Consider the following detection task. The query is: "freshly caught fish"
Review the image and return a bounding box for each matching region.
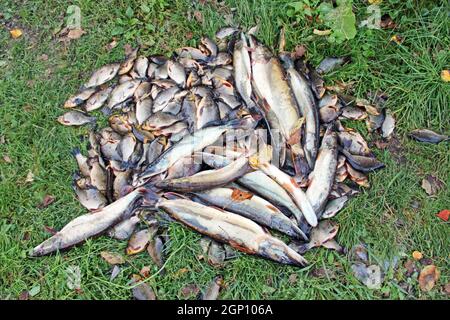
[134,116,256,186]
[72,183,107,211]
[30,188,146,256]
[248,146,318,227]
[409,129,448,144]
[321,196,348,219]
[153,197,308,266]
[155,157,250,192]
[64,88,97,108]
[167,60,186,87]
[119,47,139,75]
[306,126,338,215]
[339,148,385,172]
[381,109,395,138]
[233,33,253,107]
[193,187,308,239]
[152,86,180,112]
[84,63,120,88]
[147,236,165,269]
[57,111,96,126]
[135,98,153,125]
[316,56,350,75]
[107,80,141,109]
[281,54,319,168]
[107,215,140,240]
[86,86,114,112]
[195,94,219,130]
[200,152,304,222]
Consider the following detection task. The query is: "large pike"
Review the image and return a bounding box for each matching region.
[193,187,308,240]
[30,188,146,256]
[233,33,253,108]
[306,126,338,215]
[281,54,319,168]
[133,116,257,186]
[152,196,307,266]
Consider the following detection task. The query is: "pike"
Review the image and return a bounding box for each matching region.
[30,188,146,256]
[150,196,308,266]
[306,126,338,215]
[193,187,308,240]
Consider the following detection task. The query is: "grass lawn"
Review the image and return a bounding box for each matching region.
[0,0,448,299]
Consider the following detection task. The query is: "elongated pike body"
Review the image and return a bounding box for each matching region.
[156,198,307,266]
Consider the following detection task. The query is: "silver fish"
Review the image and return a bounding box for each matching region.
[107,80,141,109]
[84,63,120,88]
[381,109,395,138]
[233,33,253,108]
[86,86,114,112]
[57,111,96,126]
[316,56,350,75]
[167,60,186,87]
[107,215,140,240]
[409,129,448,144]
[30,188,146,256]
[135,98,153,125]
[64,88,97,108]
[119,47,139,75]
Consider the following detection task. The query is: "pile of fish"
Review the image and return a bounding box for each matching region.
[32,28,394,269]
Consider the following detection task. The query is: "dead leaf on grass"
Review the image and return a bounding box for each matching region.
[418,265,440,292]
[441,70,450,82]
[25,170,34,183]
[292,44,307,59]
[380,14,396,29]
[412,251,423,261]
[421,174,444,196]
[180,284,200,298]
[436,209,449,222]
[37,195,55,209]
[10,29,23,39]
[105,38,118,51]
[313,29,331,36]
[100,251,125,265]
[193,11,203,23]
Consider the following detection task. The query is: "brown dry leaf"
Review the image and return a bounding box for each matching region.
[140,266,151,278]
[38,54,49,61]
[3,155,12,163]
[313,29,332,36]
[418,265,440,292]
[441,70,450,82]
[436,209,449,222]
[193,11,203,23]
[105,38,118,51]
[288,273,298,284]
[368,0,382,4]
[412,251,423,261]
[292,44,307,59]
[123,44,133,56]
[100,251,125,265]
[404,259,417,276]
[25,170,35,183]
[185,32,193,40]
[421,174,444,196]
[67,28,85,40]
[390,35,403,44]
[10,29,23,39]
[18,290,29,300]
[180,284,200,298]
[37,195,55,209]
[444,283,450,295]
[0,136,5,144]
[380,14,396,29]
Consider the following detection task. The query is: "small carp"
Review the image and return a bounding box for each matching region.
[57,111,96,126]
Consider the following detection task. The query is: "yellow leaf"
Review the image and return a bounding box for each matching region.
[390,35,402,44]
[10,29,23,39]
[368,0,382,4]
[412,251,423,261]
[441,70,450,82]
[313,29,332,36]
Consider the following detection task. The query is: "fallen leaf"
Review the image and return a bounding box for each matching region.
[37,195,55,209]
[288,273,298,284]
[193,11,203,23]
[313,29,332,36]
[123,44,133,56]
[28,285,41,297]
[67,28,85,40]
[180,284,200,298]
[185,32,193,40]
[38,54,49,61]
[25,170,34,183]
[368,0,382,4]
[380,14,396,29]
[18,290,29,300]
[444,283,450,295]
[43,225,57,235]
[131,276,157,300]
[412,251,423,261]
[441,70,450,82]
[351,263,382,289]
[421,174,444,196]
[351,243,369,264]
[404,259,417,276]
[100,251,125,265]
[436,209,449,221]
[311,267,327,278]
[292,44,307,59]
[0,136,5,144]
[390,35,403,44]
[419,257,433,266]
[418,265,440,292]
[2,155,12,163]
[22,231,31,241]
[105,38,118,51]
[10,29,23,39]
[140,266,151,278]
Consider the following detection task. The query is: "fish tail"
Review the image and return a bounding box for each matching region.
[71,147,81,157]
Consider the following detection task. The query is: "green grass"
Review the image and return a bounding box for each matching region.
[0,0,448,299]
